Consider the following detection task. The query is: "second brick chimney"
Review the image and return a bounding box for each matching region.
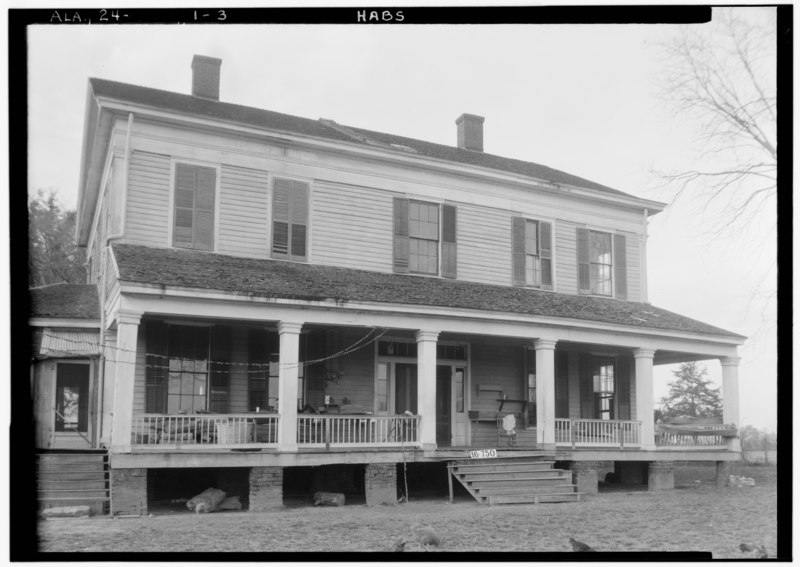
[456,113,485,152]
[191,55,222,101]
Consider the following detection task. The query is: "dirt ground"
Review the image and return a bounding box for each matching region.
[35,462,778,558]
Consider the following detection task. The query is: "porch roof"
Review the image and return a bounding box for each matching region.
[29,283,100,320]
[113,244,745,340]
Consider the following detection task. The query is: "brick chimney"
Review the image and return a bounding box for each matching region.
[456,113,485,152]
[191,55,222,100]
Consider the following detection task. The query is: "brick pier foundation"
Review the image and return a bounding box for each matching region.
[249,466,284,511]
[110,468,148,516]
[364,463,397,506]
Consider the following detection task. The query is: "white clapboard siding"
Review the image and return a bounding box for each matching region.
[456,204,513,286]
[555,220,579,295]
[625,232,642,302]
[125,151,171,246]
[323,328,377,410]
[470,342,524,414]
[312,181,394,271]
[218,165,270,258]
[229,326,250,413]
[132,325,146,415]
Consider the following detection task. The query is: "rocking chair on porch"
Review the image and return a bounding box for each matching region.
[497,414,518,447]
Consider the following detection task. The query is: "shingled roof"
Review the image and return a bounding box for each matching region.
[29,284,100,320]
[112,244,743,339]
[90,77,627,197]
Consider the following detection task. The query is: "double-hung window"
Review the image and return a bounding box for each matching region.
[577,228,627,299]
[173,163,216,251]
[393,198,457,278]
[592,357,616,421]
[272,178,309,261]
[512,217,553,289]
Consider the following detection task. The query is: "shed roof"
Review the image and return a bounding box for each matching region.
[29,284,100,320]
[112,244,744,339]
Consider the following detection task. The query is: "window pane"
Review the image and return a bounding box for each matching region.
[168,372,181,394]
[193,375,205,396]
[526,254,540,286]
[525,220,538,254]
[167,395,180,414]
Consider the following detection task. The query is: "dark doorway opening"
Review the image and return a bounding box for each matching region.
[147,467,250,513]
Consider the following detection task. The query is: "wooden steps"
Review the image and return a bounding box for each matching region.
[36,452,109,515]
[449,457,582,506]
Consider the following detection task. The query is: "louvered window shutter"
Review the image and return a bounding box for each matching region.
[576,228,590,294]
[614,233,627,299]
[540,221,553,290]
[579,354,594,418]
[393,197,409,273]
[617,356,631,420]
[173,164,197,248]
[290,181,309,259]
[272,179,291,258]
[511,217,526,286]
[209,326,231,414]
[194,167,216,251]
[441,204,457,278]
[145,320,169,413]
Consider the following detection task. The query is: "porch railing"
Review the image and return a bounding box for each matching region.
[297,415,421,448]
[131,414,280,448]
[655,424,733,449]
[555,418,642,448]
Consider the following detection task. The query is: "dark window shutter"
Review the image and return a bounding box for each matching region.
[145,320,169,413]
[393,197,409,273]
[441,204,457,278]
[290,181,309,259]
[209,326,231,414]
[272,179,291,257]
[617,356,631,420]
[577,228,590,294]
[512,217,526,286]
[614,233,627,300]
[579,354,594,419]
[540,221,553,290]
[194,167,216,251]
[173,164,216,250]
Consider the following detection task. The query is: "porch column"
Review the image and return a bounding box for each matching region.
[277,321,303,452]
[110,310,141,453]
[100,330,117,446]
[534,339,557,448]
[634,348,656,450]
[416,330,439,450]
[720,356,742,452]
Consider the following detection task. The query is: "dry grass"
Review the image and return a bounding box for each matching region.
[36,463,777,558]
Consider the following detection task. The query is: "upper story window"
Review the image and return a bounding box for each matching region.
[272,178,309,261]
[512,217,553,289]
[577,228,627,299]
[173,163,216,251]
[393,198,457,278]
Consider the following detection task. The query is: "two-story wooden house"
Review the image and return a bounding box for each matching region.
[33,55,746,514]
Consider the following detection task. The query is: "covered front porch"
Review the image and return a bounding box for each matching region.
[106,311,742,458]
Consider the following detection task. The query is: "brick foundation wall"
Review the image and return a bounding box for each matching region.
[715,461,733,488]
[364,463,397,506]
[110,468,147,516]
[648,461,675,491]
[249,467,283,511]
[570,461,601,494]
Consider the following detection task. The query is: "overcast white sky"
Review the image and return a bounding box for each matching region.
[24,6,778,431]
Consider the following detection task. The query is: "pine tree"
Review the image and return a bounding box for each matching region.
[658,362,722,421]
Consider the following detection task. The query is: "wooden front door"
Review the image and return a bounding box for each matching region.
[395,363,417,414]
[53,362,92,449]
[436,366,452,446]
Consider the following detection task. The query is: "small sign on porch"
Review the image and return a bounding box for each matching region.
[469,449,497,459]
